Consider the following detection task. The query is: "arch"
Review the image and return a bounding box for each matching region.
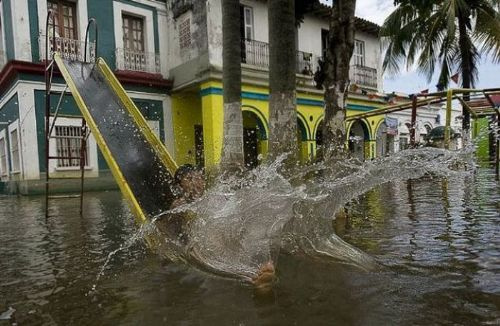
[313,115,324,140]
[346,119,370,141]
[297,117,308,141]
[296,111,311,140]
[375,121,395,157]
[242,105,268,140]
[242,107,268,169]
[348,119,370,160]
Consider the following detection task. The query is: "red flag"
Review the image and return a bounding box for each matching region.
[450,73,460,84]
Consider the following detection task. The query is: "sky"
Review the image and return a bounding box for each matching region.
[319,0,500,94]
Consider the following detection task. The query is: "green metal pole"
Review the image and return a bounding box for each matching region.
[444,89,453,149]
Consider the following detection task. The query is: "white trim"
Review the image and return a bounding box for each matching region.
[7,119,22,175]
[10,0,32,61]
[37,0,89,45]
[0,3,7,66]
[129,0,167,12]
[48,116,98,176]
[113,2,155,54]
[0,129,9,177]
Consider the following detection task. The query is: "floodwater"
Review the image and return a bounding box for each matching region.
[0,168,499,325]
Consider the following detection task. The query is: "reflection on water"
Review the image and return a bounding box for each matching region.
[0,168,499,324]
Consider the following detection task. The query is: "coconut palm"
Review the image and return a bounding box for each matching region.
[321,0,357,161]
[381,0,500,133]
[268,0,298,161]
[220,0,245,170]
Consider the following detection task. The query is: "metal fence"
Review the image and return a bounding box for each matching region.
[241,39,321,75]
[350,64,378,88]
[39,35,96,62]
[115,48,161,74]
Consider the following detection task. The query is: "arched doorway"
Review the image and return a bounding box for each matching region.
[297,118,308,162]
[242,110,267,168]
[349,120,370,160]
[376,122,395,157]
[315,120,323,153]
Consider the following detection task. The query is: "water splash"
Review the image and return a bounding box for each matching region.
[150,145,476,282]
[92,132,485,287]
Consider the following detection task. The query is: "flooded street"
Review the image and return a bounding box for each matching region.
[0,168,499,325]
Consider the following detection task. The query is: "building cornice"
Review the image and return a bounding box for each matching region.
[0,61,172,98]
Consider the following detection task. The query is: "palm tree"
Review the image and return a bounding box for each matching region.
[220,0,245,170]
[268,0,298,162]
[320,0,357,160]
[381,0,500,136]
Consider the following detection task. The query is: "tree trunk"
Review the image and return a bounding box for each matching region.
[268,0,297,162]
[221,0,244,170]
[321,0,357,161]
[458,11,472,144]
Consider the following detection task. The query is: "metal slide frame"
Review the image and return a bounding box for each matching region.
[44,11,96,217]
[54,54,177,223]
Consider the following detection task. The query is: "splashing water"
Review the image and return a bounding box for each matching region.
[146,144,478,283]
[93,124,494,288]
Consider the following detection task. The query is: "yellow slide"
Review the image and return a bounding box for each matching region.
[54,53,178,222]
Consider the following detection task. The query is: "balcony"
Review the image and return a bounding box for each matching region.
[39,35,96,62]
[349,64,378,89]
[115,48,161,74]
[240,39,321,76]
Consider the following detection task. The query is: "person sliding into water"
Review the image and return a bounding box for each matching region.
[156,164,276,292]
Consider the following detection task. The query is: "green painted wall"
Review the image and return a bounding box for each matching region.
[2,0,15,60]
[27,0,40,62]
[87,0,116,68]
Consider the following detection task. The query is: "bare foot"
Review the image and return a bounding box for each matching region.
[251,261,276,292]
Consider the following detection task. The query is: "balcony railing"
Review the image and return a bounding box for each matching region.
[115,48,161,74]
[241,39,321,75]
[349,64,378,88]
[39,35,96,62]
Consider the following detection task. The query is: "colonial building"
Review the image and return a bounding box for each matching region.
[166,0,389,167]
[1,0,395,194]
[0,0,172,194]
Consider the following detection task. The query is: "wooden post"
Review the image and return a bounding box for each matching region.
[444,89,453,150]
[410,95,417,147]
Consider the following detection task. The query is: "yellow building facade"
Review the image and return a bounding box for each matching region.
[171,79,388,170]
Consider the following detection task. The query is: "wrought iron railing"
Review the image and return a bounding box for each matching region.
[241,39,321,75]
[350,64,378,88]
[115,48,161,74]
[39,35,96,62]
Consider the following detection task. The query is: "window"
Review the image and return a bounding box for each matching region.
[47,0,78,39]
[240,6,254,40]
[0,136,8,176]
[55,125,88,168]
[179,17,191,50]
[9,129,20,172]
[122,14,145,52]
[321,29,329,58]
[353,40,365,66]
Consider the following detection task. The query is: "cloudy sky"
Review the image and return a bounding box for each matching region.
[319,0,499,94]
